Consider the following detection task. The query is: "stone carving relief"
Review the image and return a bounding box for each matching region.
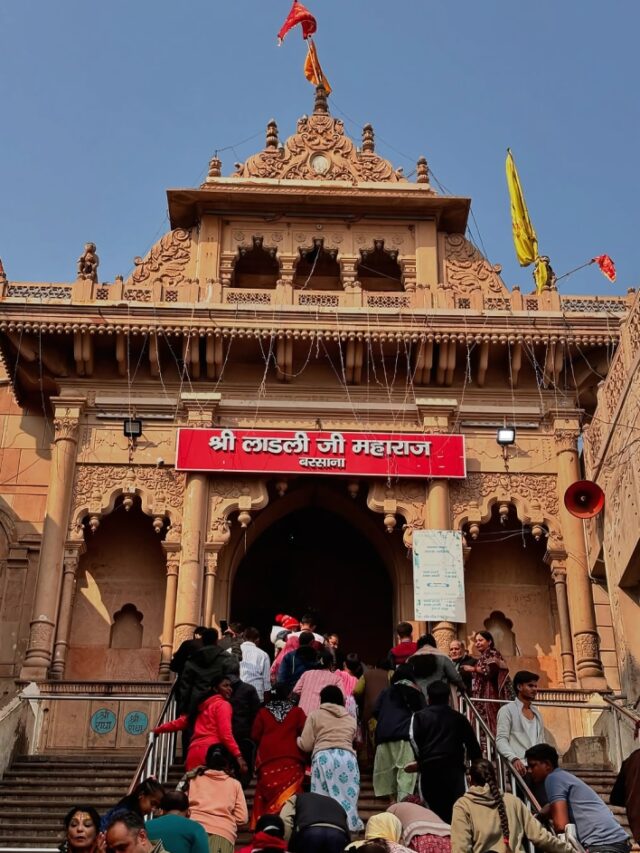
[449,473,559,526]
[553,429,580,454]
[69,464,186,537]
[574,631,600,662]
[128,228,192,287]
[444,235,508,296]
[233,113,409,185]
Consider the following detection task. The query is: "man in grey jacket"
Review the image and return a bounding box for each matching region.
[496,670,544,777]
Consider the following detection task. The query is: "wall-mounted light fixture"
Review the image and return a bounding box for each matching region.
[123,418,143,440]
[496,426,516,446]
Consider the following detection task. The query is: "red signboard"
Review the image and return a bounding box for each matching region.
[176,429,466,479]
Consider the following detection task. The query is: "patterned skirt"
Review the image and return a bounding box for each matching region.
[251,758,305,829]
[408,836,452,853]
[310,747,363,832]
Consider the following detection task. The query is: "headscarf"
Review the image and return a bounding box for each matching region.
[365,813,403,842]
[265,698,295,724]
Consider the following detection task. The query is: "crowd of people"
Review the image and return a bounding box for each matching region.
[58,616,638,853]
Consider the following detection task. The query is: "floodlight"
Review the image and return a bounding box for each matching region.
[123,418,143,440]
[496,426,516,446]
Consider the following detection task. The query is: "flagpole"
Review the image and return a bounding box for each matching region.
[555,259,595,283]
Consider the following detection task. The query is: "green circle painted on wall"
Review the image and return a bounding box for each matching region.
[124,711,149,736]
[90,708,117,735]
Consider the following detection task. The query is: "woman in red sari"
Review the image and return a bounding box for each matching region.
[250,685,307,829]
[465,631,513,736]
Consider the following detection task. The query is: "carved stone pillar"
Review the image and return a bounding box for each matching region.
[203,548,221,629]
[159,545,180,680]
[20,398,85,681]
[549,561,578,686]
[174,473,208,648]
[554,421,607,688]
[50,544,85,680]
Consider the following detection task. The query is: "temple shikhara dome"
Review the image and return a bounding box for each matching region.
[0,84,638,775]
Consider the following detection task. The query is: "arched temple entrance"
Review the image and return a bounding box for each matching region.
[230,505,394,662]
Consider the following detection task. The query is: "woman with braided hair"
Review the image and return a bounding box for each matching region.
[450,759,572,853]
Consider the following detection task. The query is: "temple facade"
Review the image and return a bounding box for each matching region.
[0,87,635,754]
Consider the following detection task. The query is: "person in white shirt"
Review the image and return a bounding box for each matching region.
[496,670,544,778]
[290,613,324,645]
[238,627,271,703]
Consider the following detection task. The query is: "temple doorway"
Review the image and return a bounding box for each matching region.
[230,506,394,663]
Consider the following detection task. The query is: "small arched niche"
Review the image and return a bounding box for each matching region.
[232,236,280,289]
[110,603,144,649]
[358,240,403,292]
[294,239,340,291]
[484,610,518,656]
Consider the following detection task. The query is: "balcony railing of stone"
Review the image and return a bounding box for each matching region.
[1,277,634,315]
[583,287,640,473]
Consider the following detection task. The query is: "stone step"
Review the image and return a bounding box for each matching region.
[4,765,137,775]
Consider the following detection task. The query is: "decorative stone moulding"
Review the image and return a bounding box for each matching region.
[232,90,425,187]
[68,465,186,541]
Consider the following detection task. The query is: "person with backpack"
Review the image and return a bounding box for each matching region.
[178,628,236,716]
[372,665,426,803]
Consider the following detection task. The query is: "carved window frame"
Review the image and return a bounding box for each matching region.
[230,235,281,290]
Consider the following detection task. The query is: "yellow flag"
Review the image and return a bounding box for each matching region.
[505,148,539,268]
[304,39,332,94]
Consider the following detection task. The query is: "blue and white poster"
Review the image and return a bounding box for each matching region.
[413,530,466,623]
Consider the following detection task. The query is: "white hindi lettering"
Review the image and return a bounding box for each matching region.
[351,437,432,457]
[241,431,310,455]
[316,432,346,455]
[299,457,346,469]
[208,429,237,453]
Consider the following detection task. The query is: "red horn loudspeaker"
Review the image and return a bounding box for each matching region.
[564,480,605,519]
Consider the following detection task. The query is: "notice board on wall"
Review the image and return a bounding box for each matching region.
[412,529,466,623]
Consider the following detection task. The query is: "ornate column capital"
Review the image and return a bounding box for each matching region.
[51,396,86,444]
[162,543,181,576]
[553,428,580,455]
[62,543,85,574]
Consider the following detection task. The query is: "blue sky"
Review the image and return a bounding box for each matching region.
[1,1,637,295]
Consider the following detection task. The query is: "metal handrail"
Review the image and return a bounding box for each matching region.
[128,683,178,793]
[458,694,544,813]
[602,694,640,727]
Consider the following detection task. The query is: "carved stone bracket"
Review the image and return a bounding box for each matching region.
[367,480,427,547]
[206,477,270,546]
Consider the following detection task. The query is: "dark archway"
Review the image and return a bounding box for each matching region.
[230,506,393,664]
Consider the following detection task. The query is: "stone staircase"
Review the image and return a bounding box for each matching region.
[0,755,634,850]
[0,755,140,849]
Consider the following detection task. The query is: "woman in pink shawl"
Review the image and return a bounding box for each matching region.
[465,630,513,736]
[270,633,299,684]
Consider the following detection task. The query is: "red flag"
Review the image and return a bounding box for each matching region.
[593,254,616,282]
[277,0,317,44]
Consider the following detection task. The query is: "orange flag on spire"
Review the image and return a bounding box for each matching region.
[304,39,332,93]
[277,0,317,44]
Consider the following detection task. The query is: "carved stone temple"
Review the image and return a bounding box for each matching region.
[0,87,637,755]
